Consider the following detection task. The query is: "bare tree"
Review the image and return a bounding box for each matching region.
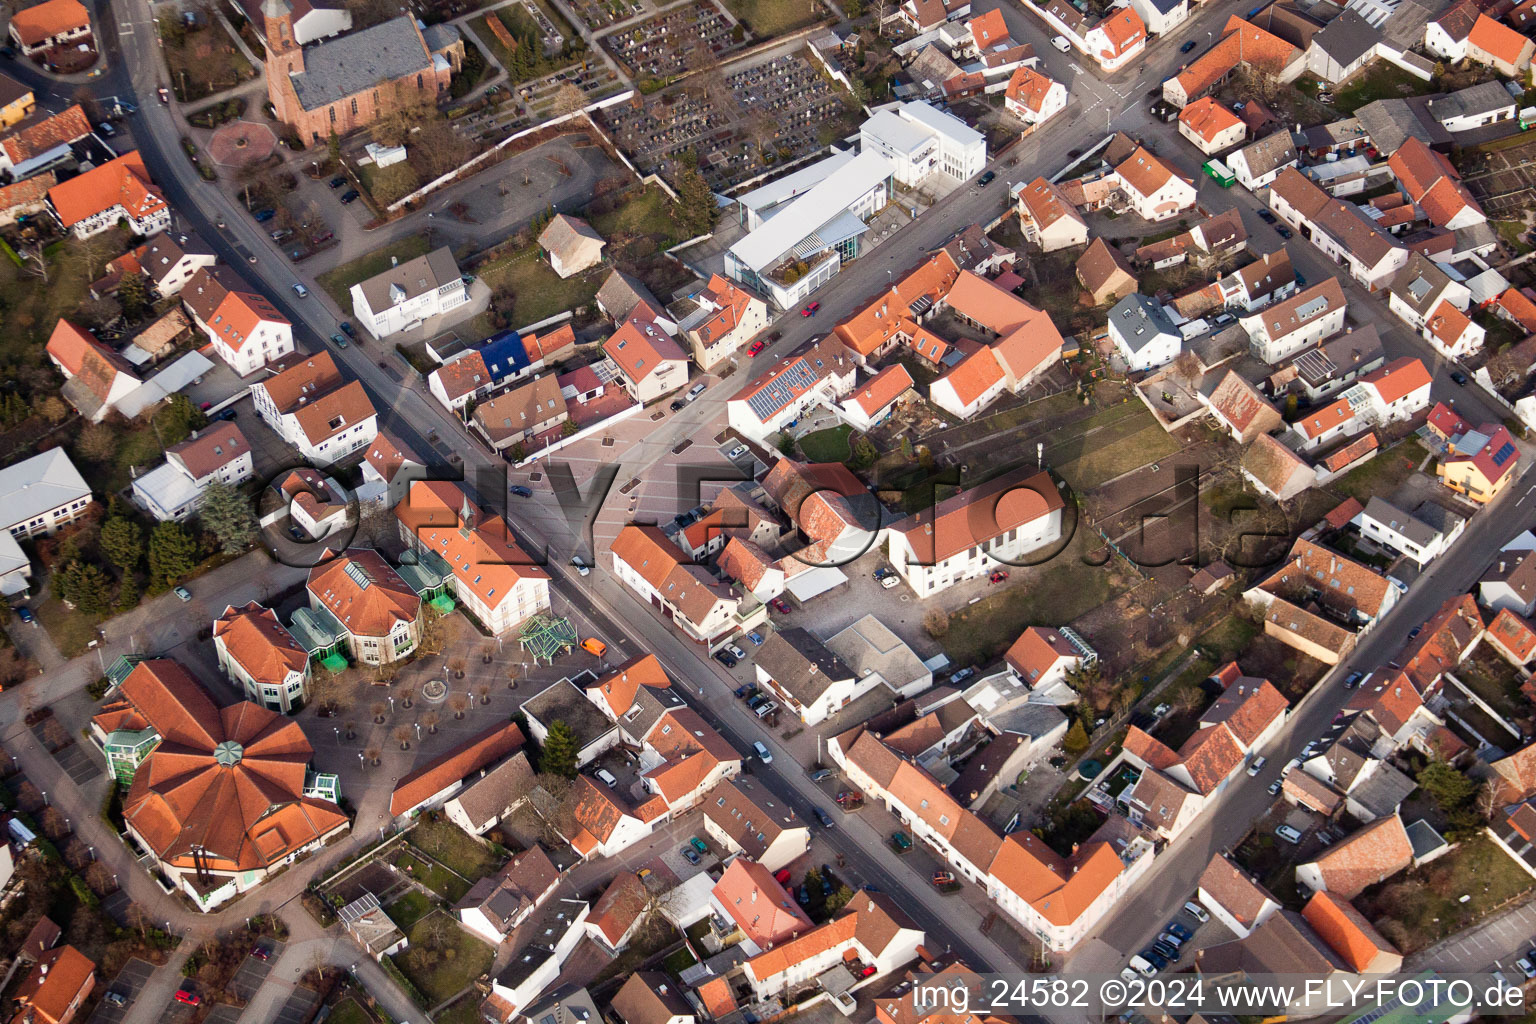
[399,682,416,709]
[449,657,466,679]
[309,669,357,714]
[551,82,586,117]
[423,710,440,734]
[365,745,382,766]
[15,240,48,283]
[372,701,387,723]
[449,694,469,719]
[394,725,412,750]
[476,681,492,705]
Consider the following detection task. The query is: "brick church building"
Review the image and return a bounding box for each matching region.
[262,0,463,144]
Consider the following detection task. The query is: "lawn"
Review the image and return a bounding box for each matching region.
[798,425,853,463]
[0,231,124,362]
[316,236,435,312]
[661,946,698,974]
[390,913,494,1007]
[385,889,434,932]
[1327,439,1427,503]
[721,0,823,38]
[1333,63,1437,113]
[1055,424,1182,490]
[474,243,603,329]
[1452,646,1528,721]
[407,818,503,882]
[588,186,683,247]
[33,597,102,659]
[391,849,471,903]
[941,531,1123,666]
[1496,220,1534,256]
[1356,835,1536,954]
[434,995,485,1024]
[326,998,381,1024]
[159,18,256,103]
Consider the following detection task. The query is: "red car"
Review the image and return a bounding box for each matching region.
[801,302,820,316]
[988,570,1009,584]
[174,989,201,1006]
[251,945,270,961]
[747,339,766,357]
[774,868,792,885]
[771,597,791,614]
[859,965,877,978]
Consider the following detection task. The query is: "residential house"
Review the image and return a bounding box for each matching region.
[1241,278,1347,363]
[1482,550,1536,616]
[1387,137,1486,231]
[182,266,295,376]
[357,431,425,509]
[1485,607,1536,667]
[1082,8,1146,72]
[10,944,94,1024]
[1353,496,1461,566]
[1227,131,1299,191]
[139,233,216,297]
[611,974,695,1024]
[1112,146,1197,222]
[0,446,91,541]
[1193,912,1351,1005]
[0,172,56,228]
[1075,238,1136,305]
[1303,9,1382,82]
[1004,625,1096,689]
[348,247,468,339]
[131,425,253,522]
[395,480,552,635]
[675,275,769,371]
[1438,422,1520,503]
[1178,97,1247,154]
[388,721,526,819]
[483,901,590,1016]
[841,364,915,432]
[212,602,310,713]
[711,857,813,955]
[1295,814,1414,896]
[1013,177,1089,251]
[45,319,140,423]
[306,549,422,665]
[1198,852,1281,938]
[456,845,561,945]
[471,375,568,453]
[1108,293,1181,371]
[825,615,933,698]
[1244,538,1400,664]
[46,151,168,239]
[442,750,534,836]
[986,825,1151,951]
[250,352,377,464]
[1222,248,1297,312]
[1467,12,1534,74]
[0,73,32,128]
[1163,15,1304,108]
[427,327,575,414]
[1426,0,1479,60]
[1388,252,1474,349]
[0,103,88,178]
[1128,0,1187,34]
[1269,167,1407,291]
[1003,66,1066,126]
[602,302,689,403]
[700,776,810,871]
[538,214,606,277]
[884,467,1064,596]
[740,891,924,997]
[9,0,90,58]
[754,627,865,725]
[610,525,765,648]
[1201,369,1283,442]
[1241,434,1314,500]
[899,0,970,34]
[727,335,857,441]
[1428,80,1515,131]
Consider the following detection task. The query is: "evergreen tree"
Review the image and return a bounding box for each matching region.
[117,273,149,321]
[676,163,716,236]
[114,572,140,613]
[99,517,144,574]
[54,561,111,615]
[147,521,198,588]
[540,719,580,779]
[1062,718,1089,755]
[198,482,257,555]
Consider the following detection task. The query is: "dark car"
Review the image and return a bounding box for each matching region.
[328,176,347,189]
[1180,39,1197,52]
[814,807,835,828]
[798,885,811,904]
[287,525,307,541]
[715,650,739,668]
[1153,940,1181,962]
[682,846,700,865]
[339,190,361,204]
[1451,370,1469,386]
[214,408,237,422]
[670,398,686,411]
[735,684,754,698]
[15,607,32,623]
[509,485,533,498]
[1344,671,1363,689]
[1276,226,1293,238]
[978,170,996,186]
[253,208,276,222]
[1258,210,1276,223]
[251,945,271,961]
[339,321,355,336]
[1167,921,1193,941]
[331,333,349,348]
[1140,949,1167,971]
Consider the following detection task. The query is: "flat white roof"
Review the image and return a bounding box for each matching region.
[729,151,894,273]
[0,448,90,531]
[863,108,935,157]
[116,351,216,419]
[131,460,202,516]
[738,149,857,213]
[893,100,984,150]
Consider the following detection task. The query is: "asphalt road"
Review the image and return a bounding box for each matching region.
[70,0,1536,1001]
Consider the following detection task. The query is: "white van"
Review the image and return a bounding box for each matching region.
[595,768,618,788]
[753,741,772,763]
[1276,824,1303,844]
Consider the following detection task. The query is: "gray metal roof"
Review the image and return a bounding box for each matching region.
[0,447,89,531]
[1355,98,1450,154]
[290,17,436,112]
[354,246,460,315]
[1361,495,1440,549]
[1108,293,1178,352]
[1311,9,1378,66]
[755,627,856,704]
[1429,81,1516,124]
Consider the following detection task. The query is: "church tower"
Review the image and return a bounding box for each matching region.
[263,0,304,124]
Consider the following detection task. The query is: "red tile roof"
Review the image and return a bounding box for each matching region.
[395,480,548,612]
[1302,890,1398,971]
[1004,626,1083,684]
[1301,814,1413,898]
[307,549,420,641]
[1,103,89,165]
[13,944,93,1024]
[48,151,164,229]
[712,857,813,949]
[213,602,306,688]
[1179,96,1244,144]
[1470,12,1531,63]
[389,720,524,816]
[889,466,1063,564]
[8,0,89,46]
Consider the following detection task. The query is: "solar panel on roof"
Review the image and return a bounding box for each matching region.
[1493,441,1516,466]
[345,561,373,589]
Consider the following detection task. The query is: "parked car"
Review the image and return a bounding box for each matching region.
[1051,34,1071,50]
[509,485,533,498]
[1451,370,1469,386]
[1167,922,1193,941]
[1179,39,1197,52]
[725,643,748,660]
[716,651,739,668]
[1282,756,1302,777]
[880,574,899,589]
[97,121,116,137]
[173,586,192,602]
[158,87,170,103]
[1152,940,1181,962]
[339,321,355,336]
[950,667,976,684]
[328,176,347,189]
[330,333,349,348]
[15,607,32,624]
[747,631,764,645]
[682,846,700,865]
[748,339,766,356]
[801,302,820,316]
[1276,824,1303,844]
[809,768,833,782]
[251,945,270,961]
[753,741,772,763]
[754,701,778,718]
[1127,954,1156,977]
[1257,210,1276,223]
[891,831,913,851]
[988,570,1009,583]
[771,597,791,613]
[1517,958,1536,980]
[734,685,754,699]
[1157,931,1183,949]
[175,988,200,1007]
[339,190,361,204]
[814,807,835,828]
[1183,901,1209,923]
[1344,670,1363,688]
[1276,226,1293,238]
[978,170,995,186]
[690,837,708,855]
[775,868,792,884]
[104,991,128,1006]
[670,398,686,411]
[1140,949,1167,971]
[748,694,765,709]
[1267,779,1282,795]
[1246,755,1266,776]
[253,209,276,222]
[581,637,607,657]
[727,444,749,460]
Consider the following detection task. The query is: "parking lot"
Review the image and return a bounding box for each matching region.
[52,738,98,786]
[270,987,320,1024]
[596,48,857,189]
[230,943,284,1001]
[205,1005,242,1024]
[86,959,156,1024]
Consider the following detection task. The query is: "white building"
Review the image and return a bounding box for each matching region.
[1113,146,1197,222]
[1003,66,1067,126]
[250,352,378,465]
[884,467,1063,596]
[1108,294,1181,371]
[212,601,311,712]
[859,102,987,186]
[1354,496,1463,567]
[1241,279,1347,364]
[1227,133,1299,192]
[727,336,857,442]
[348,247,468,340]
[0,447,91,540]
[725,151,895,310]
[1127,0,1187,34]
[131,425,254,522]
[1269,167,1408,292]
[182,267,295,377]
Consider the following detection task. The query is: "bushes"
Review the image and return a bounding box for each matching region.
[187,98,246,128]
